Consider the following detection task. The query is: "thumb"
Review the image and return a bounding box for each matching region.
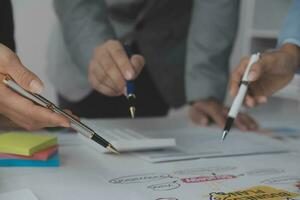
[6,57,44,94]
[0,44,44,93]
[130,55,145,78]
[247,61,264,82]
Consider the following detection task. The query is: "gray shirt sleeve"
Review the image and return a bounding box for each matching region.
[53,0,116,76]
[185,0,239,103]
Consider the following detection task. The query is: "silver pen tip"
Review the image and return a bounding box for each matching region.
[222,130,228,141]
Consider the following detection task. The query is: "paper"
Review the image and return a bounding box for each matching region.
[0,132,57,156]
[0,145,58,161]
[0,189,38,200]
[78,124,176,152]
[210,186,299,200]
[104,154,300,200]
[133,127,289,162]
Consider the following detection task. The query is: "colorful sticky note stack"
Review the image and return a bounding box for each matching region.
[0,132,60,167]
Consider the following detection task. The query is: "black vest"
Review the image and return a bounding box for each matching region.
[0,0,15,51]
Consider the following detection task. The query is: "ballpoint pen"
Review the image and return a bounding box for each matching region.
[222,53,260,141]
[0,73,119,154]
[123,44,136,118]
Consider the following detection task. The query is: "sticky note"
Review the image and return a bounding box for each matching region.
[210,186,299,200]
[0,145,58,161]
[0,154,60,167]
[0,132,57,156]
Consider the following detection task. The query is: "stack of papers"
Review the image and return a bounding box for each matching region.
[78,128,176,153]
[0,132,59,167]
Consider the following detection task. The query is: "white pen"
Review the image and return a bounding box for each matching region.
[222,53,260,140]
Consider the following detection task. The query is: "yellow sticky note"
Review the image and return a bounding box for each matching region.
[210,185,299,200]
[0,132,57,156]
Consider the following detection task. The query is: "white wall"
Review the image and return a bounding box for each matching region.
[12,0,57,102]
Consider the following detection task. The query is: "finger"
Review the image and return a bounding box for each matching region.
[247,59,266,82]
[89,73,118,96]
[4,99,69,130]
[245,95,256,108]
[254,96,267,104]
[93,51,126,93]
[235,113,259,131]
[0,44,44,93]
[106,40,136,80]
[230,57,249,96]
[130,55,145,78]
[201,106,226,128]
[89,60,123,95]
[189,107,209,126]
[234,115,248,131]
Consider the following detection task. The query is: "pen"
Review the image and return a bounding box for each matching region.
[1,73,119,154]
[123,44,136,118]
[222,53,260,140]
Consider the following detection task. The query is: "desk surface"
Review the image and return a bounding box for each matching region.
[1,98,300,200]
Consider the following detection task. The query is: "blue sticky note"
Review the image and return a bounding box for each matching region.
[0,154,60,167]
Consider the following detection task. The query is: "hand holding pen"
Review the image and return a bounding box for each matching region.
[0,44,69,130]
[88,40,144,97]
[222,53,260,140]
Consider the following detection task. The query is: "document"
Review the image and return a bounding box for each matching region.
[0,189,38,200]
[79,119,176,152]
[133,127,289,162]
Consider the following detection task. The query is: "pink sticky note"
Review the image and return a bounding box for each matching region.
[0,145,58,161]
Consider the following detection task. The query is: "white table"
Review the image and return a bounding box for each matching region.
[1,98,300,200]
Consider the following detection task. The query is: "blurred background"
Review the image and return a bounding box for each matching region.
[12,0,300,116]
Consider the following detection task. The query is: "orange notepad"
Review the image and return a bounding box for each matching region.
[0,132,57,156]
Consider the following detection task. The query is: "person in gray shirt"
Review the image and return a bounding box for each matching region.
[50,0,257,130]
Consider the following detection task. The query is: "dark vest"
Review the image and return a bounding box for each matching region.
[0,0,15,51]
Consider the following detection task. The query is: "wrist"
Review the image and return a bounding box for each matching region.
[280,43,300,72]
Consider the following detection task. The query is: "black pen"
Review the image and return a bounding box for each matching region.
[123,44,136,118]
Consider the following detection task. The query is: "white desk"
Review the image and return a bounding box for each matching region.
[1,98,300,200]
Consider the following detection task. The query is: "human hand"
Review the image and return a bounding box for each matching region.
[0,43,70,130]
[230,44,300,107]
[88,40,145,96]
[189,98,258,131]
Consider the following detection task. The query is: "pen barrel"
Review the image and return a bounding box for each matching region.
[228,84,248,118]
[126,81,135,96]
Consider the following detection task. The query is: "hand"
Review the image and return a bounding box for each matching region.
[88,40,145,96]
[0,43,70,130]
[230,44,300,107]
[189,98,258,131]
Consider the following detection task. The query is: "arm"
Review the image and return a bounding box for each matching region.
[54,0,144,96]
[53,0,115,76]
[185,0,239,103]
[186,1,257,130]
[230,0,300,107]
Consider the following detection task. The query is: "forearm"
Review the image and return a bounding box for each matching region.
[53,0,115,75]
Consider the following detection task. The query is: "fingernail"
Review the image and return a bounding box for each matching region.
[258,97,267,103]
[125,70,133,80]
[123,87,127,96]
[248,71,256,81]
[29,80,44,94]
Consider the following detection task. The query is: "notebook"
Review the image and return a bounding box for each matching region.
[78,128,176,153]
[0,132,57,156]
